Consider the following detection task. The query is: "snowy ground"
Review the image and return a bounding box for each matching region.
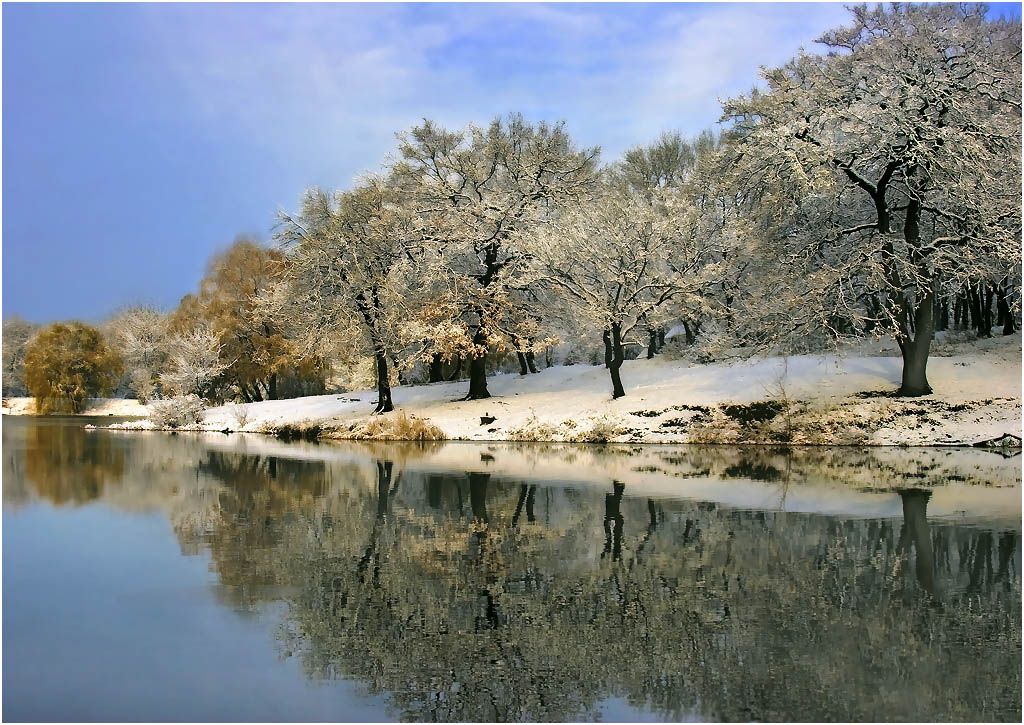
[1,397,149,417]
[103,333,1021,446]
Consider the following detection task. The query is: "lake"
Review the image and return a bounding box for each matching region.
[2,416,1021,722]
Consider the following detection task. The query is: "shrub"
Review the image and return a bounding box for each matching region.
[149,395,206,428]
[23,322,123,414]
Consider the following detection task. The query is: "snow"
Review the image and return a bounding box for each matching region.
[103,333,1021,447]
[1,397,149,417]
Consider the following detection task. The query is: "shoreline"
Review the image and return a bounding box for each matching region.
[8,335,1021,448]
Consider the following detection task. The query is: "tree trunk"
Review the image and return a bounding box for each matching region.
[465,325,490,400]
[448,356,463,381]
[608,322,626,399]
[658,328,666,348]
[373,350,394,413]
[647,330,657,359]
[983,284,995,336]
[603,481,625,561]
[468,472,490,523]
[525,350,539,374]
[602,329,613,368]
[428,353,444,384]
[899,489,937,599]
[997,283,1016,335]
[516,351,529,376]
[268,373,278,401]
[898,199,934,397]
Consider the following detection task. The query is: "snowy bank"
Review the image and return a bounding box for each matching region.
[107,334,1021,446]
[1,396,149,417]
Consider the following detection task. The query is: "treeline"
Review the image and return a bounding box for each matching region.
[5,4,1020,415]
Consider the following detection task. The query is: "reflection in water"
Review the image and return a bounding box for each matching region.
[3,418,1021,722]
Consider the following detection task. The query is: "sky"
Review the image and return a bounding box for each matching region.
[3,2,1021,323]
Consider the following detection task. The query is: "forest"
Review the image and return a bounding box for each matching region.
[4,4,1020,420]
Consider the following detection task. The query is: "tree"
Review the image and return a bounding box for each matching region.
[525,182,717,398]
[170,238,327,403]
[106,306,169,403]
[393,114,599,400]
[159,324,229,401]
[2,317,39,397]
[722,4,1022,395]
[277,178,418,414]
[23,322,123,414]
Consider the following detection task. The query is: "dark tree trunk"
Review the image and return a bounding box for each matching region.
[602,481,625,561]
[983,284,995,336]
[373,350,394,413]
[969,284,989,337]
[647,330,657,359]
[428,353,444,384]
[933,298,948,332]
[897,199,934,397]
[898,299,933,397]
[464,316,491,400]
[608,322,626,399]
[997,283,1016,335]
[658,328,666,348]
[268,373,278,401]
[525,350,539,374]
[899,489,937,598]
[468,472,490,523]
[516,351,530,376]
[602,329,613,368]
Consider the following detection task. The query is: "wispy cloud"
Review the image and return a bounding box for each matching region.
[139,2,852,187]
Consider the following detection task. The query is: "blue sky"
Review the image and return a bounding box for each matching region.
[3,2,1021,323]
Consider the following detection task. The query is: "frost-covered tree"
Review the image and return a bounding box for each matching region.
[723,3,1021,395]
[525,183,718,398]
[393,114,599,399]
[159,324,229,402]
[106,306,168,403]
[276,178,418,413]
[2,317,39,397]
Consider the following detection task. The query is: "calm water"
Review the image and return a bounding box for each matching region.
[3,416,1021,722]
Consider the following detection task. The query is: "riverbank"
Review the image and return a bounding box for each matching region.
[1,397,149,417]
[92,333,1021,446]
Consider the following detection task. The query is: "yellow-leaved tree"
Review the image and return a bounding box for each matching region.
[23,322,123,414]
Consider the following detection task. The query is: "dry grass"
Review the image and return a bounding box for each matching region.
[328,412,447,441]
[506,414,562,442]
[568,415,626,444]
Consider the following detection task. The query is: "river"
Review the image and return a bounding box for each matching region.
[2,416,1021,721]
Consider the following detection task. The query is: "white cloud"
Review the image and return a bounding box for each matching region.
[140,3,855,192]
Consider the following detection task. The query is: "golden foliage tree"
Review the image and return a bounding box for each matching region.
[23,322,123,414]
[170,238,327,403]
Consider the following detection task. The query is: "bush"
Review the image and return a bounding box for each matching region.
[23,322,123,414]
[149,395,206,428]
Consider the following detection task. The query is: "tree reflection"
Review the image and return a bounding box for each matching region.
[194,458,1021,722]
[5,425,1020,721]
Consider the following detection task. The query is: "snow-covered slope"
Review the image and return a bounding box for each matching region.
[110,333,1021,446]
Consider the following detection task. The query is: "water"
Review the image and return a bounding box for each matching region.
[3,416,1021,722]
